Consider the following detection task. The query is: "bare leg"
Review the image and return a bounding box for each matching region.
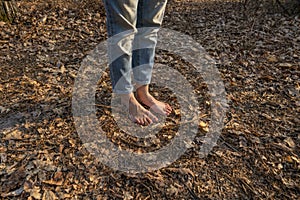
[135,84,172,116]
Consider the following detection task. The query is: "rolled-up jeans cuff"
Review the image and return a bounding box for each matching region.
[112,87,134,94]
[134,80,151,86]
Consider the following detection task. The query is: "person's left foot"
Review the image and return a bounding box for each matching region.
[136,85,172,116]
[119,93,158,126]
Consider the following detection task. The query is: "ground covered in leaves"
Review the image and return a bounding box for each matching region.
[0,0,299,199]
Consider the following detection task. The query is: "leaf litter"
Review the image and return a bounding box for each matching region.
[0,0,299,199]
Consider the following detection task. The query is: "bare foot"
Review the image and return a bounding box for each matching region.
[120,93,158,125]
[136,84,172,116]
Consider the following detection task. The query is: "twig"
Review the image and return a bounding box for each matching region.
[219,135,239,152]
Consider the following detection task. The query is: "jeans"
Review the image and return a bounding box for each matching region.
[103,0,168,94]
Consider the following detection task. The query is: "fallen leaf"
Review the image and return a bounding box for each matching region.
[42,179,64,186]
[4,129,23,140]
[42,190,58,200]
[1,187,24,197]
[30,187,41,200]
[266,55,278,62]
[284,137,295,148]
[42,172,64,186]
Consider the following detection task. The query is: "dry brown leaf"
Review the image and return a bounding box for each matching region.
[284,137,295,148]
[30,187,41,200]
[199,120,207,128]
[23,181,33,192]
[123,191,134,200]
[42,179,64,186]
[3,129,23,140]
[167,184,179,195]
[42,172,64,186]
[42,190,58,200]
[266,55,278,62]
[1,187,24,197]
[278,63,293,68]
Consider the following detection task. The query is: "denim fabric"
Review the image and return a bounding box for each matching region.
[103,0,168,94]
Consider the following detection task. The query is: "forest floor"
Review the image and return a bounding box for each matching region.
[0,0,299,199]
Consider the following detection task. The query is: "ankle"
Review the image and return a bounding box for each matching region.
[136,85,150,97]
[119,93,135,104]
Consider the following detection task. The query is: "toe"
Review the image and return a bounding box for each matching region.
[135,118,141,125]
[140,118,146,126]
[164,104,172,115]
[145,116,152,125]
[166,103,172,111]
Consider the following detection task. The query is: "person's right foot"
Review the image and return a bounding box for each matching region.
[120,93,158,126]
